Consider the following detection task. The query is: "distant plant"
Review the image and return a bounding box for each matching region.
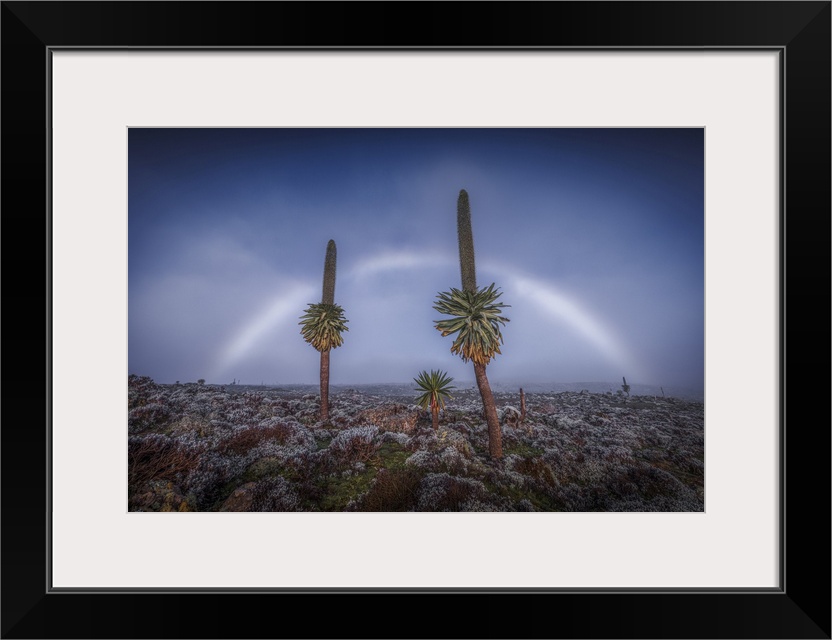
[519,388,527,423]
[434,189,510,459]
[621,376,631,397]
[413,369,455,431]
[299,239,348,422]
[197,379,205,385]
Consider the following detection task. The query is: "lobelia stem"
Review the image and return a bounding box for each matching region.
[320,350,330,421]
[474,362,502,459]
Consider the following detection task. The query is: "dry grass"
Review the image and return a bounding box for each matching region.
[217,424,294,455]
[128,436,201,490]
[353,468,423,511]
[513,456,557,488]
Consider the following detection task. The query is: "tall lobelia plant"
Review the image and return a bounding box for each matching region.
[434,189,510,459]
[299,239,348,422]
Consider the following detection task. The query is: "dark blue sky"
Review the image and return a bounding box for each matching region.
[129,128,704,392]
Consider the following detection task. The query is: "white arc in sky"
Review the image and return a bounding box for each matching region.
[491,264,648,383]
[209,250,646,384]
[209,283,316,381]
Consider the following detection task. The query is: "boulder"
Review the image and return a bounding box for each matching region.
[220,482,258,512]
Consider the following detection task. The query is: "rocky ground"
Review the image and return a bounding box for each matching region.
[128,375,704,512]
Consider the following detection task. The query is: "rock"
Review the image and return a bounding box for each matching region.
[220,482,258,511]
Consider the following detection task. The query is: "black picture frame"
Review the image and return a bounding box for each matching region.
[2,2,829,638]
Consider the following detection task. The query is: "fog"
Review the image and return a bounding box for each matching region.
[129,128,704,394]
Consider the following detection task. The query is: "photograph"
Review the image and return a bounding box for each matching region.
[3,0,827,637]
[128,127,704,513]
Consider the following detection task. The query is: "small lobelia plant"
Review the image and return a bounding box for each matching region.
[621,376,631,398]
[413,369,456,431]
[299,239,348,422]
[434,189,510,459]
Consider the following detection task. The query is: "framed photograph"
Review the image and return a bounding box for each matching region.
[3,2,829,638]
[125,125,707,517]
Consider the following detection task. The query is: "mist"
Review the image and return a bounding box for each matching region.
[129,128,704,395]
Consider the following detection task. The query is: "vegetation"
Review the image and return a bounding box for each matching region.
[413,369,455,431]
[299,239,348,421]
[434,285,510,366]
[434,189,510,459]
[127,375,705,512]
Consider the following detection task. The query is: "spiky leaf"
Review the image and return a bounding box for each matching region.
[413,369,455,412]
[433,283,510,366]
[299,302,349,352]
